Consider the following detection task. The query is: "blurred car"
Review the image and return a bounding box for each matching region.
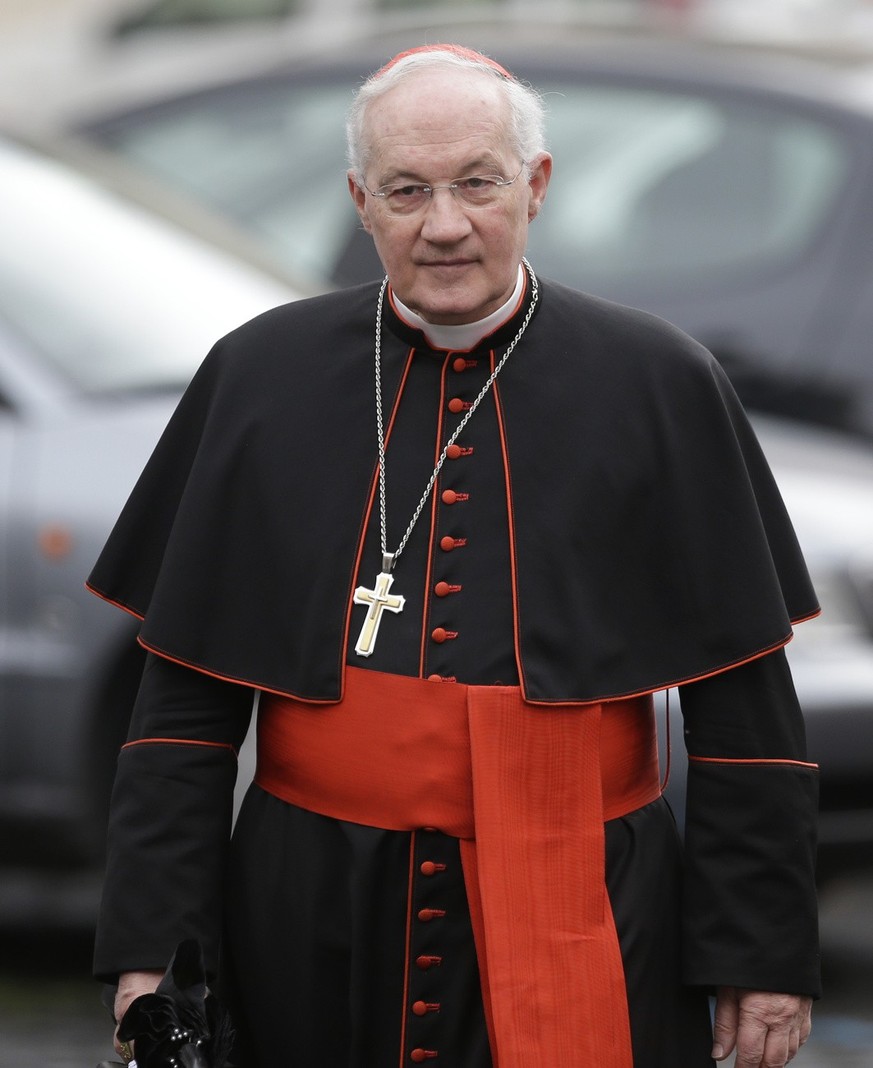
[68,28,873,441]
[64,24,873,876]
[659,415,873,879]
[0,131,302,918]
[754,418,873,876]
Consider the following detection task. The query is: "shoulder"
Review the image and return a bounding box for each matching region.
[167,281,382,427]
[218,281,380,353]
[530,276,729,416]
[191,281,381,384]
[538,276,712,369]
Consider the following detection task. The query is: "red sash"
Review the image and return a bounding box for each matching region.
[256,667,661,1067]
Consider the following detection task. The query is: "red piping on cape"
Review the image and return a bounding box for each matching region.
[491,362,525,700]
[84,582,145,622]
[600,617,820,707]
[122,737,238,757]
[689,755,819,770]
[417,356,450,675]
[85,578,821,707]
[339,346,417,690]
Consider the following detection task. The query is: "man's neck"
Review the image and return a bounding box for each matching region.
[391,265,525,351]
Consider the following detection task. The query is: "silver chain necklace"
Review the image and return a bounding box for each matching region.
[352,259,539,657]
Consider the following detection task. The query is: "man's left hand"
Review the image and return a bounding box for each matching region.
[713,987,812,1067]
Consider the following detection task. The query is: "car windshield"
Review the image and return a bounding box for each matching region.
[0,138,294,394]
[85,74,851,294]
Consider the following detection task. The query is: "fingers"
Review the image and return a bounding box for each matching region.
[734,1013,784,1068]
[716,988,813,1068]
[712,986,740,1061]
[113,1025,134,1062]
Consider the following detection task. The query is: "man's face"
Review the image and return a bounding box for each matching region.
[348,67,551,325]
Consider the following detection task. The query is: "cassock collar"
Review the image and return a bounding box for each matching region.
[387,264,529,353]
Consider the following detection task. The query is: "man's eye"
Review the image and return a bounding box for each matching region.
[457,176,496,191]
[391,184,428,199]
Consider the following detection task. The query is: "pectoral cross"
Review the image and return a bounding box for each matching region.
[353,554,405,657]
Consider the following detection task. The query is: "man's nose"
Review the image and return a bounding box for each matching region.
[419,187,474,241]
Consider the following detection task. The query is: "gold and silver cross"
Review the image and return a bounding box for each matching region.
[353,554,405,657]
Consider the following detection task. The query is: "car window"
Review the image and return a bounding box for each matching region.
[114,0,300,34]
[0,139,295,394]
[528,84,850,292]
[95,83,357,284]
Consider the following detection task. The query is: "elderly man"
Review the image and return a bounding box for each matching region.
[91,45,819,1068]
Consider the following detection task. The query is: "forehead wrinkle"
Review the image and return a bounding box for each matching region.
[377,148,510,185]
[369,124,512,184]
[362,69,514,181]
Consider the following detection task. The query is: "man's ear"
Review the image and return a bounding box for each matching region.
[348,172,373,234]
[526,153,553,222]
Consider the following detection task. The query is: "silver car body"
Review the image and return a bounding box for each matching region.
[0,135,299,881]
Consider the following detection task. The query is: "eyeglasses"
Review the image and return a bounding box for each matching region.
[364,166,526,216]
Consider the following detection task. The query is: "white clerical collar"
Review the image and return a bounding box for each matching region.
[391,265,526,352]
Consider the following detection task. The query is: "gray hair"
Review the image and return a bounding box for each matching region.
[346,48,548,181]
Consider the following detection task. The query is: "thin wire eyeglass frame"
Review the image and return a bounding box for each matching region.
[364,165,527,215]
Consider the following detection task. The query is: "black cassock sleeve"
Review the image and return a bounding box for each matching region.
[94,653,254,983]
[678,649,821,997]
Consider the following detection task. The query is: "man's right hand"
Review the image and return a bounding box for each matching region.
[113,969,164,1059]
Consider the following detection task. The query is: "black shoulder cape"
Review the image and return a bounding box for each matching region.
[87,278,818,703]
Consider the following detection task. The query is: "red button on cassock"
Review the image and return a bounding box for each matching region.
[439,536,456,552]
[415,954,442,970]
[446,444,462,460]
[434,581,451,598]
[448,397,465,414]
[452,356,468,373]
[417,907,445,922]
[412,1000,441,1016]
[431,628,448,644]
[441,489,458,505]
[410,1050,438,1063]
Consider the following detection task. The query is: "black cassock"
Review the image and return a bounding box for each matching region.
[91,274,821,1066]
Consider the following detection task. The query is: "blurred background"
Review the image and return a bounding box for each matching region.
[1,1,872,1064]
